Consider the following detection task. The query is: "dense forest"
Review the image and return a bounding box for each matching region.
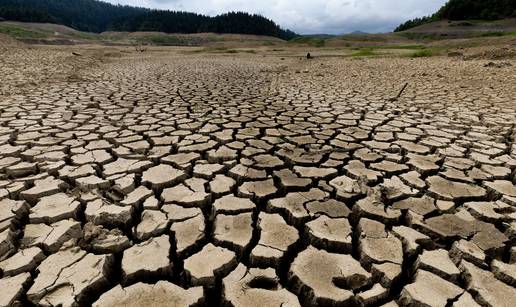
[0,0,297,39]
[395,0,516,32]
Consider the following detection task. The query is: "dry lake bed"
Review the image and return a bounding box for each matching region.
[0,42,515,306]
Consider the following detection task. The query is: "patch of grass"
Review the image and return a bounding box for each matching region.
[400,29,514,41]
[397,32,448,41]
[480,31,506,37]
[0,24,47,38]
[369,44,426,50]
[289,36,326,47]
[136,35,182,45]
[335,34,388,42]
[197,46,229,52]
[410,49,437,58]
[351,48,376,57]
[192,47,254,54]
[70,32,101,40]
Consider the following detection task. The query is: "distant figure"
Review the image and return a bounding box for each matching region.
[306,52,312,59]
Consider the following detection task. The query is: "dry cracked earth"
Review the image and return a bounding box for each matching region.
[0,45,516,307]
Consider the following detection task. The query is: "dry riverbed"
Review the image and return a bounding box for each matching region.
[0,43,515,306]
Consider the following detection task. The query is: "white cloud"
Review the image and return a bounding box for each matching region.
[104,0,447,34]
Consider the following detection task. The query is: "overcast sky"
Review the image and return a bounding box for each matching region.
[103,0,447,34]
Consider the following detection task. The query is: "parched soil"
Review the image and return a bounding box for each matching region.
[0,45,515,306]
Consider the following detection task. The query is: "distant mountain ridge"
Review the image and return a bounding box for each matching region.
[350,31,368,35]
[395,0,516,32]
[0,0,297,39]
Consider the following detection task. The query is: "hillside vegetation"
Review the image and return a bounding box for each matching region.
[0,0,296,39]
[396,0,516,31]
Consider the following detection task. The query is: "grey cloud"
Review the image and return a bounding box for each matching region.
[104,0,448,34]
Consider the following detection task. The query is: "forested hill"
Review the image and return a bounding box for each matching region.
[395,0,516,32]
[0,0,297,40]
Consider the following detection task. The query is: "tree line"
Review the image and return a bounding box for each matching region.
[0,0,297,40]
[395,0,516,32]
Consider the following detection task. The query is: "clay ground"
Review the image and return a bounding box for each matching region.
[0,42,515,307]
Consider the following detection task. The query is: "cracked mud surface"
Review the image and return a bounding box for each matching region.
[0,46,515,306]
